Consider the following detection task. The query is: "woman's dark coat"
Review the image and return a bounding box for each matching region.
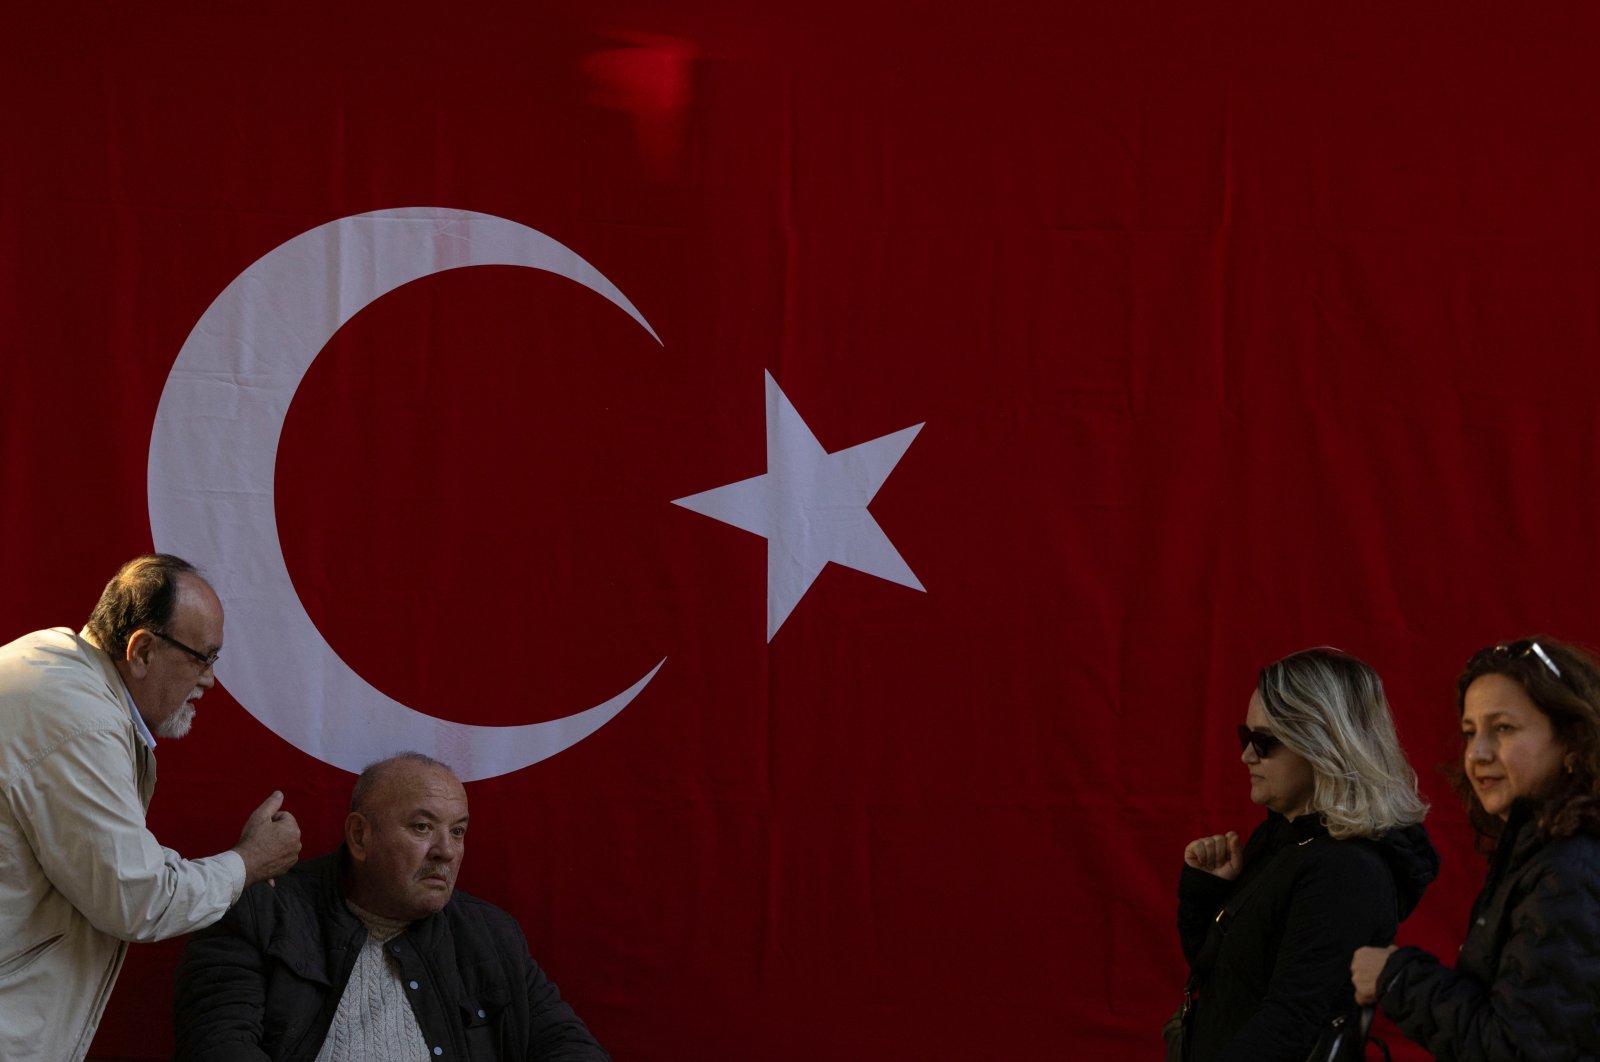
[1177,811,1438,1062]
[1380,801,1600,1061]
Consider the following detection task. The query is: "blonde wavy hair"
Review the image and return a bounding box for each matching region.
[1257,648,1429,839]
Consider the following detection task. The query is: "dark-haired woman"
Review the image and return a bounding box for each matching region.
[1352,637,1600,1060]
[1176,648,1438,1060]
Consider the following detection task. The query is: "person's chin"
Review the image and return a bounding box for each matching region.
[155,704,196,740]
[1477,793,1509,819]
[406,892,452,919]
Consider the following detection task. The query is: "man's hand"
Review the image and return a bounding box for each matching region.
[233,791,301,887]
[1351,945,1398,1005]
[1183,831,1244,881]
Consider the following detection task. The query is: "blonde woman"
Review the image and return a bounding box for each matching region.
[1174,648,1438,1061]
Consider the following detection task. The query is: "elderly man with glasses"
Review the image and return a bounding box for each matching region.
[0,553,302,1062]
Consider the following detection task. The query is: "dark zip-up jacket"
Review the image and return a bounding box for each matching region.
[1177,811,1438,1062]
[173,849,609,1062]
[1380,801,1600,1061]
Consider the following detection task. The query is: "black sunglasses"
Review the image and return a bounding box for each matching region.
[1236,725,1282,759]
[1469,639,1562,679]
[152,629,221,669]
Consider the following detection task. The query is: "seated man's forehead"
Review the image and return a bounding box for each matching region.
[376,762,460,793]
[407,805,470,822]
[381,773,466,811]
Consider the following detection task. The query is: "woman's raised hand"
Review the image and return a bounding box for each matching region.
[1184,831,1243,881]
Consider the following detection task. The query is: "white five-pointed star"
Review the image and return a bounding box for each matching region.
[673,372,925,640]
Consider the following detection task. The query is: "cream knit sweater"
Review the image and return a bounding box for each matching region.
[313,901,432,1062]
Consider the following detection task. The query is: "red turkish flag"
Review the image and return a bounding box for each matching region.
[6,4,1600,1060]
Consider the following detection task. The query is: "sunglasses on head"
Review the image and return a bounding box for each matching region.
[1237,724,1283,759]
[1469,639,1562,679]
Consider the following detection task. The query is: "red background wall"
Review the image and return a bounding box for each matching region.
[5,3,1599,1058]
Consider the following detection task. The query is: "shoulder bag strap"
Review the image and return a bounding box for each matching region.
[1189,833,1325,984]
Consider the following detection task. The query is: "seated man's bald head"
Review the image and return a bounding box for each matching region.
[349,752,457,816]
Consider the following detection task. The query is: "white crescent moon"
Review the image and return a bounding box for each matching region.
[147,207,665,782]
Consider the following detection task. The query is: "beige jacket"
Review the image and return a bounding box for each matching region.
[0,627,244,1062]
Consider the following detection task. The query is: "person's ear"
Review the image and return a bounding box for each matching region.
[123,630,157,678]
[345,812,370,861]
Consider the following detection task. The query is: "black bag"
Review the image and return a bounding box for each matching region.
[1169,999,1389,1062]
[1161,989,1192,1062]
[1305,1005,1390,1062]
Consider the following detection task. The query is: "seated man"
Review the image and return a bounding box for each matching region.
[175,753,608,1061]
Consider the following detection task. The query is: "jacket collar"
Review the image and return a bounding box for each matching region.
[1493,800,1543,865]
[303,846,452,945]
[1262,808,1328,846]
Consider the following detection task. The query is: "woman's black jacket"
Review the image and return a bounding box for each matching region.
[1379,801,1600,1061]
[1177,811,1438,1062]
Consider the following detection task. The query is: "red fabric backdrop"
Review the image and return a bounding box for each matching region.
[4,3,1599,1058]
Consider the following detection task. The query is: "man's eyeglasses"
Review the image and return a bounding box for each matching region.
[152,630,221,670]
[1237,725,1282,759]
[1471,639,1562,679]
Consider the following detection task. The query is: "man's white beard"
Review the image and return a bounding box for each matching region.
[155,694,199,739]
